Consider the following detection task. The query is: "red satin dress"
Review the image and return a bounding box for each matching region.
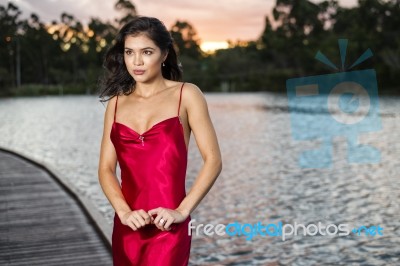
[110,83,191,266]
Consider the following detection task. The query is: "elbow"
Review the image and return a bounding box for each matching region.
[216,158,222,174]
[98,165,106,179]
[209,156,222,176]
[98,165,115,181]
[98,168,105,183]
[203,153,222,176]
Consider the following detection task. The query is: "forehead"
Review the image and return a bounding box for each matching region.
[124,33,158,49]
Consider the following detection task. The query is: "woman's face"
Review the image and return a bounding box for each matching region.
[124,33,166,83]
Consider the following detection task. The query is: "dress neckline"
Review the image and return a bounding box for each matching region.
[113,115,181,136]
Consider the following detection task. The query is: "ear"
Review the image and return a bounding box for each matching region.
[162,50,169,62]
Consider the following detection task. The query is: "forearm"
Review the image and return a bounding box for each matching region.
[177,156,222,216]
[98,170,132,219]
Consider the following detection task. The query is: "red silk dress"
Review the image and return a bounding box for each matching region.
[110,83,191,266]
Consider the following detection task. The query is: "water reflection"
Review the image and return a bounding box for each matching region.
[0,93,399,265]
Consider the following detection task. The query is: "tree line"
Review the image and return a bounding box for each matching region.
[0,0,399,96]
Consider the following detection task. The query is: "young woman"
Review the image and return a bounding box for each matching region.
[97,16,222,266]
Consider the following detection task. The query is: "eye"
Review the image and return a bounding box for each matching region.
[143,50,153,55]
[125,50,132,55]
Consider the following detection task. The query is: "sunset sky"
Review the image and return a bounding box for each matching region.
[2,0,358,52]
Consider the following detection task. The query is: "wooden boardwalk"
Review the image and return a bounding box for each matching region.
[0,150,112,265]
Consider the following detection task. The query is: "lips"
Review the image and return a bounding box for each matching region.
[133,70,145,75]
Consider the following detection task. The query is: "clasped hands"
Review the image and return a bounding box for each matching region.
[120,207,188,231]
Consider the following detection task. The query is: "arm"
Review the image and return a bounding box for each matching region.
[150,83,223,230]
[176,83,222,216]
[98,96,152,230]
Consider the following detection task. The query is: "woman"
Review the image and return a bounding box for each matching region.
[97,16,222,266]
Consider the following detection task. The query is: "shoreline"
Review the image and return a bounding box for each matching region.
[0,146,112,246]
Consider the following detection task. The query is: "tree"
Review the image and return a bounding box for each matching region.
[0,3,22,89]
[19,13,57,84]
[170,21,202,60]
[114,0,137,26]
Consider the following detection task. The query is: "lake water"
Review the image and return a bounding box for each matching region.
[0,93,399,265]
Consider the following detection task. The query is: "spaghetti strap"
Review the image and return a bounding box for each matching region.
[177,82,185,116]
[114,95,119,122]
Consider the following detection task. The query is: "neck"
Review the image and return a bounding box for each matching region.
[133,76,167,98]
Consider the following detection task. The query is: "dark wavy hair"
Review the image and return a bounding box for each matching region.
[98,16,182,103]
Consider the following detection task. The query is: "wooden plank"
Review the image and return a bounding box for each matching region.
[0,151,113,265]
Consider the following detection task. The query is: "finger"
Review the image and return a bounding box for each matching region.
[137,210,151,226]
[147,208,161,216]
[138,210,152,224]
[153,211,163,225]
[147,211,157,223]
[136,210,152,226]
[160,218,167,231]
[128,219,138,231]
[130,215,144,229]
[164,218,174,231]
[155,223,163,231]
[155,216,166,230]
[153,216,161,227]
[132,213,146,227]
[161,213,173,230]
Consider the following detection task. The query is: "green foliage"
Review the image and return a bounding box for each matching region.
[184,0,400,93]
[0,0,399,95]
[0,1,119,96]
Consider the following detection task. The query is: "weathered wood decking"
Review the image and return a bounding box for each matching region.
[0,150,112,265]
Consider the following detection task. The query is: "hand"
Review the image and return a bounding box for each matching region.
[148,207,189,231]
[119,209,153,231]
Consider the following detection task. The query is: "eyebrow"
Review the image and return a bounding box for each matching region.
[124,47,155,50]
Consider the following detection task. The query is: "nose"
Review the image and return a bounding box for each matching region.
[133,53,143,66]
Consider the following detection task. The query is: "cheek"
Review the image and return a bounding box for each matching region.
[124,55,131,66]
[123,57,134,74]
[148,56,163,67]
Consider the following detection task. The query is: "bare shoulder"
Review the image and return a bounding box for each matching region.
[182,82,207,106]
[181,82,211,127]
[182,82,203,95]
[106,95,118,108]
[101,95,119,125]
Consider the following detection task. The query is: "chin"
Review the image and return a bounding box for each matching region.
[135,75,159,84]
[132,75,147,82]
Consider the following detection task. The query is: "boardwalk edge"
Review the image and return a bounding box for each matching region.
[0,146,112,247]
